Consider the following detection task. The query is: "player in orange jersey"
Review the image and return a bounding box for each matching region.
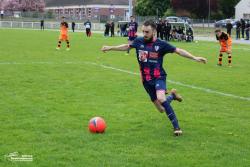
[215,29,232,67]
[56,17,70,51]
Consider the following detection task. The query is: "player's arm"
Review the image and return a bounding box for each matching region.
[174,48,207,64]
[101,44,130,52]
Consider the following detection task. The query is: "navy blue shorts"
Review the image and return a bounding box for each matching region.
[143,79,167,102]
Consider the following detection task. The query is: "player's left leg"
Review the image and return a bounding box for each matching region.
[66,40,70,51]
[165,89,183,102]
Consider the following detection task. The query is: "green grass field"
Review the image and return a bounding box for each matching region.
[0,29,249,167]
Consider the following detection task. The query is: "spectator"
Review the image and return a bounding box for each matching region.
[156,18,162,38]
[40,19,44,30]
[245,21,250,40]
[110,21,115,37]
[71,21,75,32]
[226,20,233,36]
[236,21,241,40]
[104,21,110,37]
[241,18,246,39]
[165,21,171,41]
[186,27,193,42]
[0,10,4,19]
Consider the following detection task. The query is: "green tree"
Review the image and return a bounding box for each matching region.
[218,0,240,18]
[135,0,171,16]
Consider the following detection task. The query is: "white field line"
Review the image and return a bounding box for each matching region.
[85,62,250,101]
[0,61,249,101]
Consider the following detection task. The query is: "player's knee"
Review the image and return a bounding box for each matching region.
[157,97,166,103]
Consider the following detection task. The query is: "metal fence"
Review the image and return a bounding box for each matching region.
[0,21,106,31]
[0,19,231,38]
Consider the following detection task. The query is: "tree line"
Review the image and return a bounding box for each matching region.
[135,0,241,19]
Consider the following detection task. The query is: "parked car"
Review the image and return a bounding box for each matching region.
[179,16,192,24]
[165,16,184,23]
[214,19,237,28]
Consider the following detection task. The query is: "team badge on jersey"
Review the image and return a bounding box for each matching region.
[154,46,160,52]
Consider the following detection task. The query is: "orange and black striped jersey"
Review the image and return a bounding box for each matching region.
[216,32,232,46]
[60,21,68,35]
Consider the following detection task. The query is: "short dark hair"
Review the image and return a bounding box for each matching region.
[143,20,157,30]
[215,29,221,33]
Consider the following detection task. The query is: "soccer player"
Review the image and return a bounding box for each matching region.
[215,29,232,67]
[101,20,207,136]
[127,16,138,55]
[56,17,70,51]
[84,19,92,37]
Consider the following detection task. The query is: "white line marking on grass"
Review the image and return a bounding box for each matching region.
[84,61,250,102]
[0,61,249,101]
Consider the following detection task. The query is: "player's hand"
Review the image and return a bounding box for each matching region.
[194,57,207,64]
[101,46,111,53]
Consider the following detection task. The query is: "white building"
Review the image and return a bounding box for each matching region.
[235,0,250,20]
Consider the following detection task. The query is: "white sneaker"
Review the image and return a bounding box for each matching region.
[56,47,60,50]
[174,128,183,136]
[66,48,70,51]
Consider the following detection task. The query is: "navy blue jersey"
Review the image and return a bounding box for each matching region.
[128,21,138,37]
[130,37,176,82]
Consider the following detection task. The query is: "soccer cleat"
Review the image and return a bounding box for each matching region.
[174,128,183,136]
[56,47,60,50]
[170,89,183,102]
[228,64,232,67]
[217,64,222,66]
[66,48,70,51]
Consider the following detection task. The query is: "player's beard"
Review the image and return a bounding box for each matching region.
[144,36,153,43]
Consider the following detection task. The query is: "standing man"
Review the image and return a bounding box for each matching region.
[241,19,246,39]
[156,18,162,38]
[127,16,138,55]
[110,21,115,37]
[71,21,75,32]
[215,29,232,67]
[236,20,241,40]
[84,19,92,37]
[56,17,70,51]
[165,21,171,41]
[245,21,250,40]
[0,10,4,19]
[226,20,233,36]
[40,19,44,30]
[101,20,207,136]
[104,21,110,37]
[159,20,166,40]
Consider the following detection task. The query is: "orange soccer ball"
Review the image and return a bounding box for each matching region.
[88,117,106,133]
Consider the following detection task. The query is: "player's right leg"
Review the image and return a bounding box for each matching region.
[155,80,182,136]
[226,47,232,67]
[156,89,182,136]
[217,51,223,66]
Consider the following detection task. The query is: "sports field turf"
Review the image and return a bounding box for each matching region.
[0,29,249,167]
